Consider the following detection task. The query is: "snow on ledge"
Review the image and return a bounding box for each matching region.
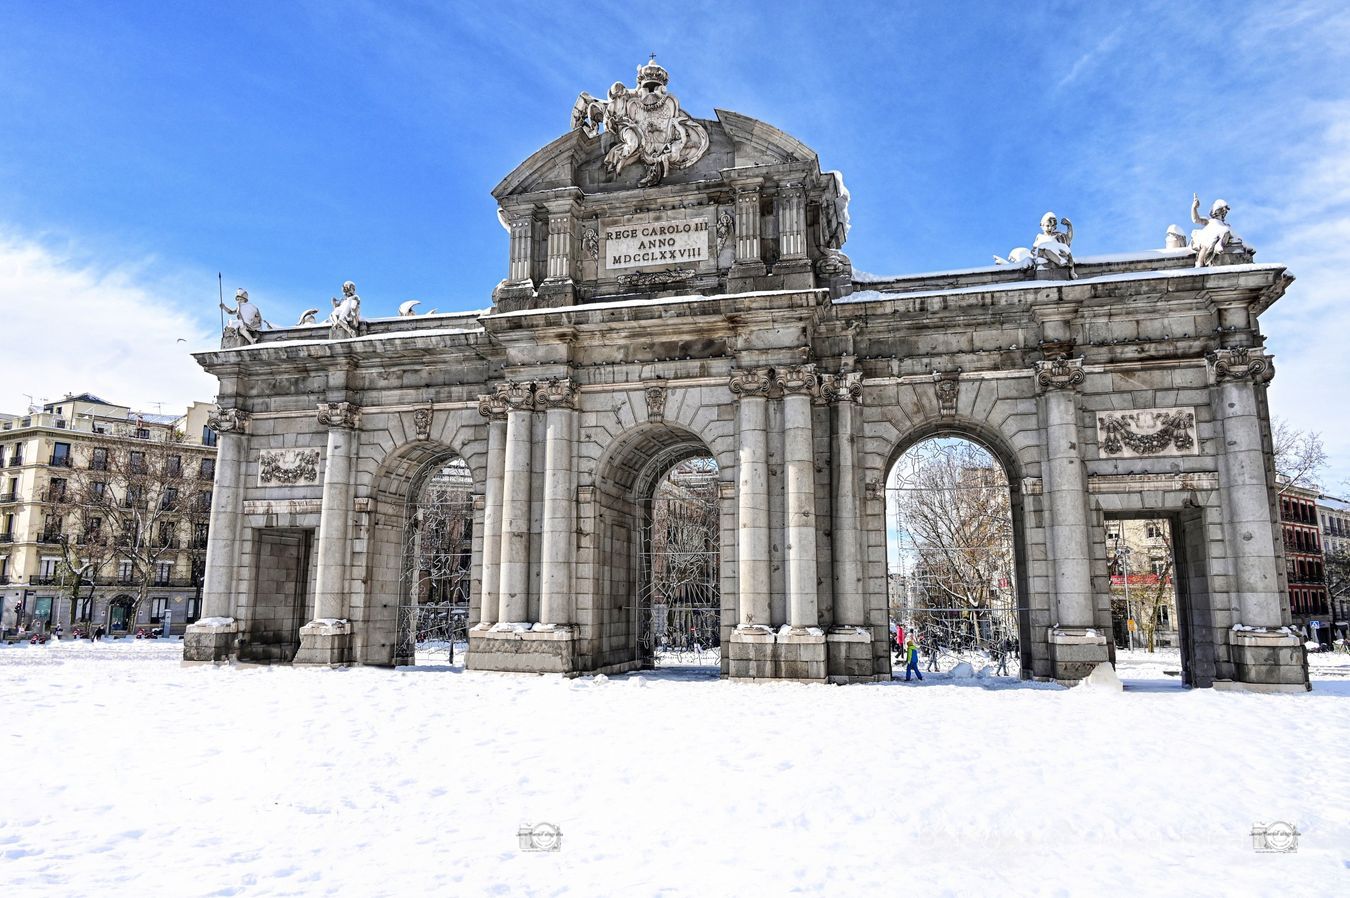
[187,617,238,632]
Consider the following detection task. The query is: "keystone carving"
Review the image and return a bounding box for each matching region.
[413,407,433,441]
[933,370,961,416]
[645,384,667,423]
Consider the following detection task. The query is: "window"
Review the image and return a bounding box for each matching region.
[185,596,201,622]
[118,560,134,583]
[91,447,109,471]
[77,598,92,622]
[196,491,212,512]
[1,513,13,539]
[160,487,179,511]
[92,481,108,502]
[156,520,176,548]
[1152,560,1166,577]
[82,517,103,544]
[9,443,23,465]
[47,477,67,502]
[39,557,59,578]
[129,450,146,474]
[135,427,150,440]
[0,556,8,581]
[125,486,144,509]
[154,561,173,586]
[192,522,209,549]
[201,426,218,447]
[1145,522,1162,539]
[199,458,215,480]
[150,597,169,623]
[50,441,71,467]
[3,476,16,499]
[1106,523,1121,540]
[167,455,182,476]
[40,515,61,542]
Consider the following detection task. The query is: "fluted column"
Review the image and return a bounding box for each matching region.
[730,368,773,628]
[1208,348,1283,626]
[496,382,535,626]
[825,373,864,628]
[475,393,509,629]
[778,184,807,260]
[546,213,572,281]
[1033,359,1093,628]
[734,187,761,263]
[313,401,360,621]
[200,408,249,619]
[537,378,578,628]
[780,365,819,630]
[507,215,533,283]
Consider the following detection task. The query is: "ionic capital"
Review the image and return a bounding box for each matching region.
[777,364,820,398]
[1207,347,1274,384]
[207,407,250,435]
[535,377,580,411]
[317,401,360,429]
[821,372,863,404]
[477,392,509,421]
[728,367,778,399]
[1033,357,1086,393]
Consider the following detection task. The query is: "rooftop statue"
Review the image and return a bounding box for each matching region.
[1032,211,1075,276]
[571,57,710,188]
[1164,224,1187,249]
[1189,194,1249,266]
[220,288,265,347]
[329,281,363,339]
[398,300,438,317]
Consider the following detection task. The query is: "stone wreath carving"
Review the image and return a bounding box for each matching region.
[616,268,696,287]
[1098,409,1197,457]
[259,449,321,486]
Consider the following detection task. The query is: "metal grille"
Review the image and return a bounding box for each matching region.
[637,458,721,668]
[887,439,1024,674]
[396,458,474,666]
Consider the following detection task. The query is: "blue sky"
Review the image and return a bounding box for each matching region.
[1,1,1347,482]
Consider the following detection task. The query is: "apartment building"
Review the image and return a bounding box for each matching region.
[0,393,217,636]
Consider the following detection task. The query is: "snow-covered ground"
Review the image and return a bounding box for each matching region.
[3,640,1349,897]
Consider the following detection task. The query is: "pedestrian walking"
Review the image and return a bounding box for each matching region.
[925,639,939,672]
[94,625,104,641]
[996,639,1010,676]
[894,624,906,662]
[904,637,924,681]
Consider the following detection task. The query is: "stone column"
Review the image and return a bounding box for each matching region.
[183,407,248,662]
[474,393,509,629]
[537,378,578,628]
[545,213,572,280]
[1033,358,1107,680]
[496,382,535,627]
[729,368,773,629]
[777,184,807,260]
[729,185,766,290]
[296,400,360,665]
[507,214,533,283]
[780,365,819,630]
[1207,347,1307,691]
[825,373,864,627]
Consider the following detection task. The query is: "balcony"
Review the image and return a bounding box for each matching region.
[7,456,22,467]
[0,533,13,543]
[29,574,62,586]
[0,491,16,503]
[152,539,181,550]
[47,455,72,468]
[37,531,63,544]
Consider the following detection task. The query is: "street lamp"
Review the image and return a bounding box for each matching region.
[1113,540,1135,652]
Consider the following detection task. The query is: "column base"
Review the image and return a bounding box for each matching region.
[1048,626,1111,684]
[1226,627,1310,691]
[467,626,576,674]
[293,619,352,667]
[727,625,827,681]
[182,617,238,663]
[826,626,880,683]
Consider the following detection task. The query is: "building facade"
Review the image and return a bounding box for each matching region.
[0,394,217,636]
[1279,484,1331,647]
[1316,493,1349,643]
[184,61,1308,690]
[1104,519,1180,651]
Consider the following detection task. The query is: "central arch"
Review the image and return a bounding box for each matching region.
[583,423,730,676]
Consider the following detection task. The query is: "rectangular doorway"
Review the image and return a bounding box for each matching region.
[243,528,314,662]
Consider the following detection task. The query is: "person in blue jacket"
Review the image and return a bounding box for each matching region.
[903,637,924,681]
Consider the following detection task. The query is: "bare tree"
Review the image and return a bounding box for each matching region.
[1273,417,1327,494]
[890,440,1017,650]
[1325,545,1350,610]
[44,473,116,632]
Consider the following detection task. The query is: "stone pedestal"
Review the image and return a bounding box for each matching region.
[1216,628,1310,692]
[293,619,351,667]
[1047,626,1110,683]
[826,626,875,683]
[182,617,238,663]
[727,625,826,681]
[468,626,576,674]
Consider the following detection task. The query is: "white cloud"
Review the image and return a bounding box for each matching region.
[0,230,219,416]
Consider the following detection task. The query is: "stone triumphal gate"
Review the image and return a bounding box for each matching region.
[186,61,1308,690]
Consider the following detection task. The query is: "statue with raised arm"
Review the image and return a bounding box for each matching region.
[1189,194,1248,266]
[328,280,363,340]
[220,288,263,347]
[1032,211,1075,276]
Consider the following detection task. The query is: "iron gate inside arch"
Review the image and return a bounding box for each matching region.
[395,456,474,666]
[637,456,721,669]
[886,438,1026,676]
